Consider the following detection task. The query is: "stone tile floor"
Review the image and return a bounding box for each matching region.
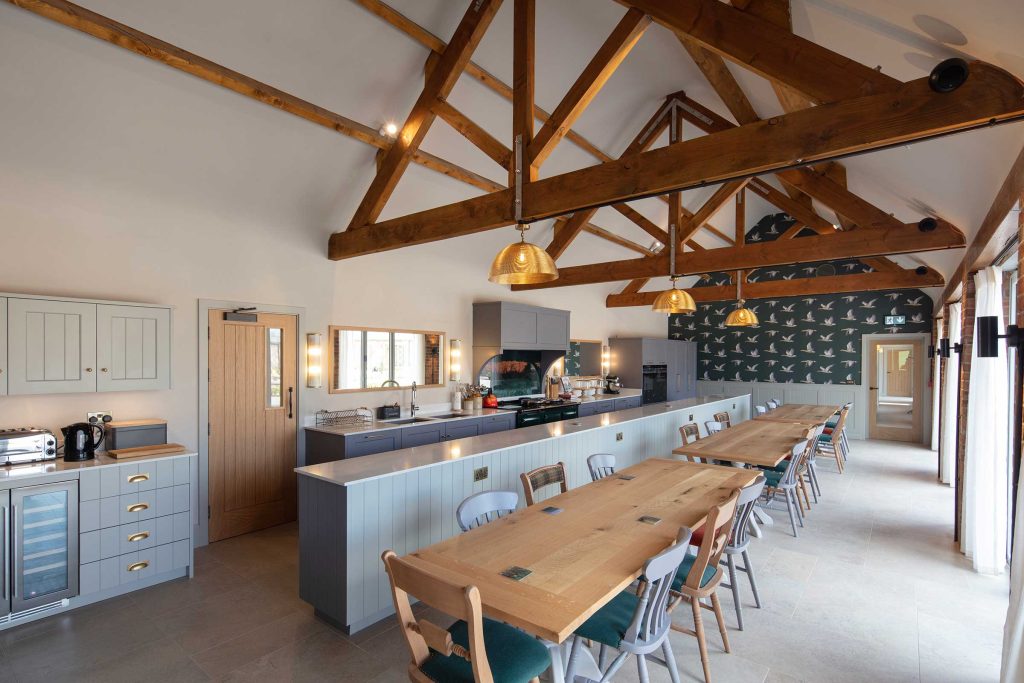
[0,439,1008,681]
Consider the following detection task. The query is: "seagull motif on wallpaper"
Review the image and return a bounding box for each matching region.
[768,372,777,382]
[781,303,796,312]
[844,374,855,383]
[820,333,835,342]
[702,371,711,380]
[733,330,745,338]
[865,314,878,324]
[783,318,797,328]
[802,373,815,383]
[748,276,760,283]
[765,330,778,337]
[841,310,858,321]
[700,317,710,327]
[733,343,743,353]
[765,359,778,366]
[886,293,902,300]
[842,341,857,353]
[701,358,711,364]
[714,336,726,344]
[784,349,796,358]
[820,364,834,374]
[803,342,816,354]
[732,359,743,366]
[860,298,878,309]
[748,233,762,242]
[766,343,778,354]
[841,359,857,367]
[803,267,818,276]
[803,297,817,305]
[767,224,779,235]
[842,327,857,335]
[783,273,796,280]
[700,331,712,338]
[802,359,816,367]
[823,379,834,385]
[906,296,925,306]
[746,364,759,372]
[781,364,794,373]
[910,313,924,323]
[716,349,727,358]
[750,349,761,358]
[842,294,858,302]
[823,317,835,328]
[714,364,725,372]
[686,322,696,330]
[803,311,816,323]
[819,301,835,311]
[702,344,711,354]
[733,371,744,381]
[713,307,727,315]
[781,334,795,343]
[886,326,901,334]
[823,349,835,358]
[766,313,778,324]
[842,263,860,271]
[671,332,682,339]
[766,274,779,281]
[746,334,760,343]
[890,306,900,316]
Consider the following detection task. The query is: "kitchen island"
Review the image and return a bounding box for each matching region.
[296,393,750,633]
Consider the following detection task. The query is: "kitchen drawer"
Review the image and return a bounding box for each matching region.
[614,396,642,411]
[478,413,514,434]
[81,484,189,532]
[80,539,190,595]
[119,463,157,495]
[80,456,191,502]
[80,511,190,563]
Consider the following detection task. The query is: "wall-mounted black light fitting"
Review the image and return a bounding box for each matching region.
[939,337,951,358]
[977,316,1024,358]
[915,265,929,275]
[929,58,969,93]
[917,217,938,232]
[954,342,963,355]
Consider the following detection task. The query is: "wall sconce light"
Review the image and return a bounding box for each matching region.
[449,339,462,382]
[601,344,611,375]
[306,332,323,388]
[939,338,951,358]
[977,316,1024,358]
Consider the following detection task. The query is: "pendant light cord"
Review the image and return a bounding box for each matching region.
[668,223,677,282]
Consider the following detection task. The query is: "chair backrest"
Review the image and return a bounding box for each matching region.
[683,488,741,590]
[587,453,616,481]
[520,462,568,506]
[712,411,732,427]
[382,550,495,683]
[773,398,783,406]
[622,527,692,648]
[679,423,701,445]
[704,420,724,435]
[766,399,779,410]
[803,424,825,464]
[456,490,519,532]
[778,439,809,487]
[730,475,766,549]
[755,405,767,415]
[831,403,851,434]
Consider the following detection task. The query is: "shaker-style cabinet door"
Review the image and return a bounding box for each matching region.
[0,297,7,396]
[8,298,97,394]
[96,305,171,392]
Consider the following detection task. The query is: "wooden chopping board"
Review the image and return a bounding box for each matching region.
[107,443,187,459]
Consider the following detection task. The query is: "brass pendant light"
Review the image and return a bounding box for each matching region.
[488,223,558,285]
[725,270,759,327]
[489,134,559,286]
[651,222,696,314]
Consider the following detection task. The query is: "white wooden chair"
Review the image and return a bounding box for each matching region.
[587,453,616,481]
[456,490,519,532]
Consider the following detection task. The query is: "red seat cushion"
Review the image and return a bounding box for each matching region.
[688,527,705,547]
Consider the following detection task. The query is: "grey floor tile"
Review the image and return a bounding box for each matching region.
[219,630,388,682]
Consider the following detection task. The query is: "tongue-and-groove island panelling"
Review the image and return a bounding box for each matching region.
[669,213,934,385]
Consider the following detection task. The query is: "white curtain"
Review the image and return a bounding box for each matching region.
[1004,465,1024,681]
[939,303,961,485]
[931,318,943,452]
[963,266,1009,574]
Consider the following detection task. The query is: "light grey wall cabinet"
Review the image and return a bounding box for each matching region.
[0,480,79,617]
[477,413,515,434]
[611,338,697,403]
[668,341,697,401]
[642,338,669,366]
[472,302,570,376]
[4,294,171,396]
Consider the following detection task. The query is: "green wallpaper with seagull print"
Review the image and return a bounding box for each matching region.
[669,213,934,385]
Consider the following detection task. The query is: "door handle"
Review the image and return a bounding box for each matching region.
[2,505,7,601]
[127,532,150,543]
[127,503,149,513]
[288,387,294,419]
[869,387,878,390]
[10,504,16,599]
[127,474,149,484]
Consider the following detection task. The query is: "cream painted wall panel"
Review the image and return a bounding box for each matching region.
[0,298,6,396]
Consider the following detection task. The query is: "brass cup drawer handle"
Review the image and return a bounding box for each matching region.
[127,561,149,572]
[127,503,149,513]
[127,532,150,543]
[127,474,150,483]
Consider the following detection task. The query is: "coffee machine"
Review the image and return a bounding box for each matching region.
[604,375,622,394]
[61,422,104,461]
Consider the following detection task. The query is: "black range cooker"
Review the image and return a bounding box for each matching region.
[497,397,580,428]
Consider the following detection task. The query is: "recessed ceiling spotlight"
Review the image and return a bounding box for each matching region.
[380,122,399,138]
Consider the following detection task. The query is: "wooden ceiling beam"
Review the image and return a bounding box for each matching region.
[545,100,673,259]
[730,0,815,113]
[612,203,669,243]
[332,63,1022,258]
[432,98,512,170]
[746,178,835,233]
[677,36,759,125]
[735,188,746,245]
[345,0,502,229]
[607,267,944,306]
[513,223,964,290]
[580,223,657,256]
[780,222,806,239]
[353,0,614,164]
[620,0,899,103]
[512,0,536,184]
[528,8,650,168]
[941,144,1024,304]
[6,0,502,196]
[679,180,751,243]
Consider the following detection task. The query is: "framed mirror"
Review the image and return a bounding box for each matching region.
[328,326,445,393]
[566,339,603,376]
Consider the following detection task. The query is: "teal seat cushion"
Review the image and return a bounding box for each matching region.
[763,470,784,487]
[574,590,640,648]
[758,463,787,474]
[419,617,550,683]
[819,433,833,443]
[671,554,719,592]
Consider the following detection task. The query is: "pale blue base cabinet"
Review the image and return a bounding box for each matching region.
[0,453,196,630]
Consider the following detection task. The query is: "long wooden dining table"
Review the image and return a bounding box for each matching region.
[754,403,840,425]
[399,459,757,683]
[673,418,815,467]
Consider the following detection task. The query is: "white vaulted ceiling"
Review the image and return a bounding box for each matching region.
[3,0,1022,297]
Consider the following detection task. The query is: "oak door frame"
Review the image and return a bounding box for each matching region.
[861,332,931,444]
[197,298,307,547]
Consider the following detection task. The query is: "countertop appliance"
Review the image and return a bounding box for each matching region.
[61,422,103,462]
[498,397,580,429]
[604,375,622,394]
[0,428,58,466]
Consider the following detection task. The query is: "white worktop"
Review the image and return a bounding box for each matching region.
[305,389,643,437]
[296,394,742,487]
[0,450,197,483]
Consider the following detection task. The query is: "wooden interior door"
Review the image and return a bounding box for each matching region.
[868,339,924,442]
[208,310,297,542]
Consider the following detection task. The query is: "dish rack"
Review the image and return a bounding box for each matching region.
[314,408,373,427]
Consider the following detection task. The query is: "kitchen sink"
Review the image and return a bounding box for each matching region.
[425,412,467,419]
[381,417,438,425]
